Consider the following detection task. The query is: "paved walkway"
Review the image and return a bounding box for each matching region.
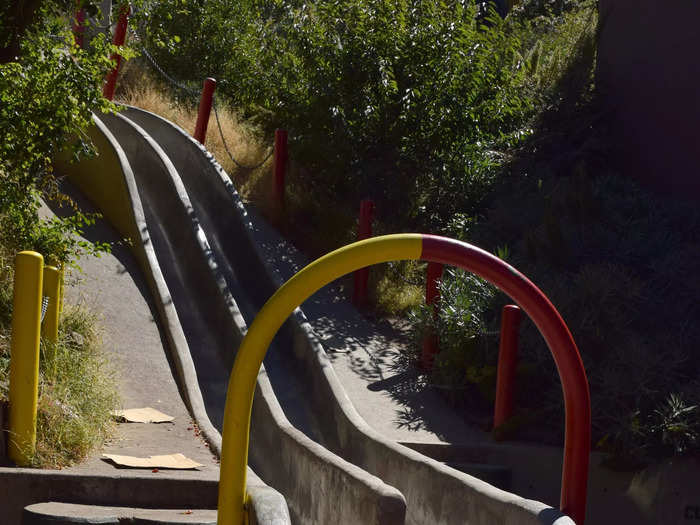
[40,186,486,478]
[247,209,489,445]
[40,200,219,481]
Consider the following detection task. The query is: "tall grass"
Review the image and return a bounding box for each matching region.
[0,245,119,468]
[117,62,273,201]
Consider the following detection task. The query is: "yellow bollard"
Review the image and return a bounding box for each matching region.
[9,251,44,466]
[42,266,61,344]
[57,266,64,318]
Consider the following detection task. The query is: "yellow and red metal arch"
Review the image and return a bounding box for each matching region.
[217,234,590,525]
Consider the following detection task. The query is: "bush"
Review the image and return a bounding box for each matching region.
[139,0,596,227]
[0,5,116,266]
[411,147,700,463]
[0,1,121,467]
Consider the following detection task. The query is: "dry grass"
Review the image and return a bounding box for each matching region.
[116,62,424,313]
[117,62,273,203]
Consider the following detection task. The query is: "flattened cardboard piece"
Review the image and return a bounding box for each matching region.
[112,407,175,423]
[102,453,202,469]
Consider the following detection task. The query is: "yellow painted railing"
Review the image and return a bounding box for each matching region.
[217,235,422,524]
[9,251,44,465]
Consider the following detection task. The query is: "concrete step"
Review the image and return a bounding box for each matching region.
[23,503,216,525]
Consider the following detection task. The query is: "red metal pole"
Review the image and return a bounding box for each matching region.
[102,4,130,101]
[420,235,590,525]
[421,262,443,370]
[72,9,86,49]
[193,78,217,144]
[493,304,523,429]
[352,199,375,307]
[272,129,288,209]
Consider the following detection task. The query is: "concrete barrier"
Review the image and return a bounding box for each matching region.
[55,113,290,524]
[119,108,406,524]
[61,110,405,524]
[119,107,572,525]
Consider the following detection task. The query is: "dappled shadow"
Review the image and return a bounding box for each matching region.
[43,179,194,410]
[299,277,489,444]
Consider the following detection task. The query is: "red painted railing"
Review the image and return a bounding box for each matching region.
[420,235,590,524]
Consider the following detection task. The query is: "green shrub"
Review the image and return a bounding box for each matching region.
[0,5,116,266]
[139,0,596,226]
[0,1,121,467]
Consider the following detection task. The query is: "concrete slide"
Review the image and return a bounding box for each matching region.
[60,108,574,525]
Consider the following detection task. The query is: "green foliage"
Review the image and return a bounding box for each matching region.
[0,16,113,200]
[409,269,499,399]
[0,2,120,467]
[436,147,700,462]
[0,5,117,265]
[33,306,119,467]
[0,190,110,267]
[139,0,596,226]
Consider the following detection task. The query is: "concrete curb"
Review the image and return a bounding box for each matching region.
[0,467,218,525]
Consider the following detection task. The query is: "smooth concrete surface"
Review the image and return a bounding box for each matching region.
[119,107,571,525]
[80,111,404,524]
[597,0,700,197]
[55,114,289,524]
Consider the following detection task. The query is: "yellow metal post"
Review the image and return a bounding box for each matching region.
[9,251,44,466]
[42,266,61,344]
[217,235,423,524]
[58,266,65,318]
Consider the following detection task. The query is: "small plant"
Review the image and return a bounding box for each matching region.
[32,306,119,468]
[649,394,699,457]
[409,269,500,404]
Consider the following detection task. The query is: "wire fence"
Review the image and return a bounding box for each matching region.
[129,26,273,170]
[212,99,274,170]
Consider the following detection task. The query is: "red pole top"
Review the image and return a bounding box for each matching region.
[102,4,130,101]
[72,9,86,49]
[193,78,217,144]
[111,5,130,47]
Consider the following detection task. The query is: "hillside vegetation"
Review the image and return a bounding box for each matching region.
[0,1,119,466]
[129,0,700,464]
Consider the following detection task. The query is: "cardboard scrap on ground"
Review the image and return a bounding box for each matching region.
[102,453,203,470]
[112,407,174,424]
